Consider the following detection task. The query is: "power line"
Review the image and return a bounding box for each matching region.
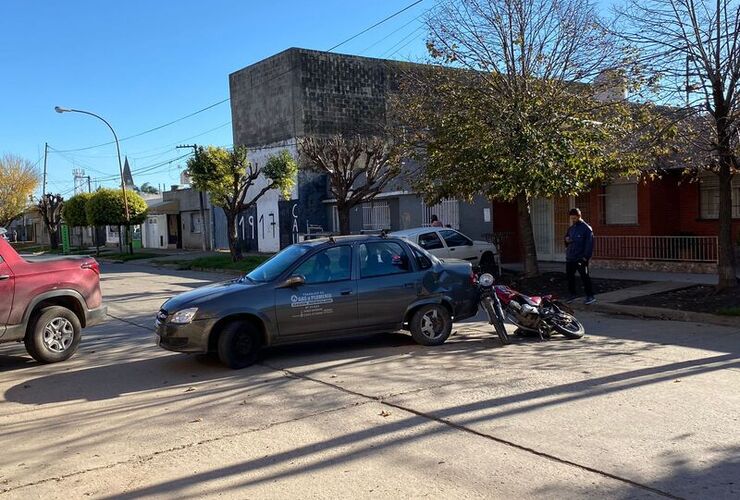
[327,0,425,52]
[54,99,230,153]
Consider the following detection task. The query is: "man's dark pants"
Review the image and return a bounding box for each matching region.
[566,260,594,297]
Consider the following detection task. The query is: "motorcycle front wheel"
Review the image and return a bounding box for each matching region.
[549,313,585,339]
[483,297,510,345]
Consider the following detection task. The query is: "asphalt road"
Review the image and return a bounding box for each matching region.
[1,263,738,499]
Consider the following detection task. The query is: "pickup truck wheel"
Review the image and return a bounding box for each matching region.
[25,306,82,363]
[217,321,262,369]
[410,304,452,346]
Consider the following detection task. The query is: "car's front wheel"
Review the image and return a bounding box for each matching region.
[410,304,452,346]
[217,321,262,369]
[25,306,82,363]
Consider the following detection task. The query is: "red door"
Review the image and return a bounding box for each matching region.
[0,258,15,329]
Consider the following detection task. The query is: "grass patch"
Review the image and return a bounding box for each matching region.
[166,254,271,273]
[103,252,163,262]
[717,306,740,316]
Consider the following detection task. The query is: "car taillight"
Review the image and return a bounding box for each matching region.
[81,261,100,275]
[470,272,477,285]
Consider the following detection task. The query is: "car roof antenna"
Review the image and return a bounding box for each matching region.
[328,235,335,244]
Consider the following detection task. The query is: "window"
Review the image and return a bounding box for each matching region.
[359,241,410,278]
[700,174,740,219]
[408,243,434,270]
[362,201,390,230]
[418,231,444,250]
[421,198,460,229]
[440,229,472,247]
[190,213,203,234]
[604,183,638,224]
[292,246,352,284]
[247,245,311,282]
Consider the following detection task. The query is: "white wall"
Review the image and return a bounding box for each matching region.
[246,140,299,253]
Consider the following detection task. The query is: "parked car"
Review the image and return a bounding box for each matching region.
[0,237,107,363]
[391,227,500,274]
[0,228,8,240]
[155,235,479,369]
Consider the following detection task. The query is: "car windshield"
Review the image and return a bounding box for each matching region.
[245,245,311,282]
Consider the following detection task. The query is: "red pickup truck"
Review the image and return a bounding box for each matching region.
[0,238,106,363]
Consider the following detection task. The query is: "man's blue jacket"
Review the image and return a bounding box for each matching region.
[565,220,594,262]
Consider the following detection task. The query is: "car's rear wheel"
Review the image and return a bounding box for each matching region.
[25,306,82,363]
[410,304,452,346]
[217,321,262,369]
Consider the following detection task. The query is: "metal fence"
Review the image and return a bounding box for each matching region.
[594,235,719,263]
[421,199,460,229]
[362,201,391,231]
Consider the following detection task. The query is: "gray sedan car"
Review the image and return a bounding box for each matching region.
[155,235,479,368]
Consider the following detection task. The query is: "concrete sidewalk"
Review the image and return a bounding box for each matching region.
[505,261,727,285]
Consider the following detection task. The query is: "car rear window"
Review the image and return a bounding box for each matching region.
[418,231,444,250]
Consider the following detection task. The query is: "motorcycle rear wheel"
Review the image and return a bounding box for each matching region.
[550,313,585,339]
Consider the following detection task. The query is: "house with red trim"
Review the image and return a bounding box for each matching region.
[492,170,740,271]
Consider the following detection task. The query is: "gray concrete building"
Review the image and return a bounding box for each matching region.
[228,47,492,252]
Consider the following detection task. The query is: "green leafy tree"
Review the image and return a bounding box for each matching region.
[398,0,669,276]
[139,182,160,194]
[0,154,39,228]
[62,192,93,248]
[187,146,297,261]
[298,135,403,235]
[86,188,148,253]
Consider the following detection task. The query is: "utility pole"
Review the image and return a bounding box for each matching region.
[176,144,208,251]
[42,142,48,197]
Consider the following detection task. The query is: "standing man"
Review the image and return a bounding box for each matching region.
[565,208,596,304]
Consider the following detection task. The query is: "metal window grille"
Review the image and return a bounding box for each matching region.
[421,199,460,229]
[362,201,391,230]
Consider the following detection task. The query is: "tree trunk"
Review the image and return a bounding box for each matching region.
[717,161,737,289]
[225,209,242,262]
[337,204,351,235]
[49,227,59,250]
[516,193,539,277]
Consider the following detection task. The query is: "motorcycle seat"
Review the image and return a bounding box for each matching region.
[523,296,542,306]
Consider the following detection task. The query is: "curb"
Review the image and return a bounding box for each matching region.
[571,302,740,328]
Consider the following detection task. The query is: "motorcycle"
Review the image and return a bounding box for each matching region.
[477,273,585,343]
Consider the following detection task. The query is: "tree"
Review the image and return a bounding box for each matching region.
[63,193,93,248]
[139,182,160,194]
[298,135,403,235]
[86,188,148,252]
[398,0,666,276]
[0,154,39,228]
[616,0,739,289]
[37,194,64,250]
[187,146,297,261]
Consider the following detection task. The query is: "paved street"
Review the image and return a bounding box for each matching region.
[1,263,739,499]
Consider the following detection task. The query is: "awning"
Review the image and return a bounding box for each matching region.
[147,199,180,215]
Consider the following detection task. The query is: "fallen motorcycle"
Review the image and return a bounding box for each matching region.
[477,273,585,343]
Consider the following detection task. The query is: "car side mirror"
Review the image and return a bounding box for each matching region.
[280,275,305,288]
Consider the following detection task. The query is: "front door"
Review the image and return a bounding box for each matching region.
[531,198,555,260]
[356,240,421,329]
[0,258,15,334]
[274,245,357,338]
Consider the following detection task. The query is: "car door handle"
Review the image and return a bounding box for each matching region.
[404,282,415,288]
[449,248,455,251]
[340,290,352,296]
[0,274,10,281]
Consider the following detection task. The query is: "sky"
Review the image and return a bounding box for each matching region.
[0,0,433,197]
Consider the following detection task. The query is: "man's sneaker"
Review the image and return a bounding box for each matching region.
[565,296,577,304]
[584,296,597,305]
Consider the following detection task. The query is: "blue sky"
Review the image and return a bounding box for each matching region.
[1,0,432,196]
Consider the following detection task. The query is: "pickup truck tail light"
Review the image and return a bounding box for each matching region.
[81,261,100,275]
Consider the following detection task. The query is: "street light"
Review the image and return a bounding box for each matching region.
[55,106,133,253]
